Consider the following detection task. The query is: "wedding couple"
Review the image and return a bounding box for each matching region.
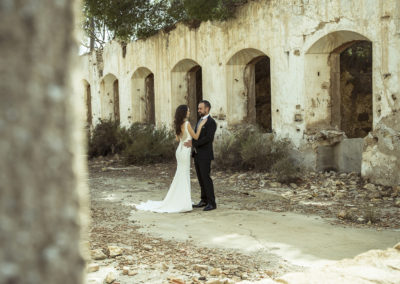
[136,100,217,213]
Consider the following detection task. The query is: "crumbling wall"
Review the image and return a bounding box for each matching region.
[0,0,87,283]
[362,114,400,186]
[80,0,400,183]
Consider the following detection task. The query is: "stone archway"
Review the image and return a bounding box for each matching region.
[131,67,155,124]
[305,31,373,172]
[171,59,203,125]
[100,73,120,123]
[82,80,92,127]
[226,48,272,132]
[305,31,373,138]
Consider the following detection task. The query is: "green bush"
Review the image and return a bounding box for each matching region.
[88,119,129,158]
[240,127,290,171]
[215,125,303,182]
[88,121,175,164]
[214,129,244,170]
[122,123,176,164]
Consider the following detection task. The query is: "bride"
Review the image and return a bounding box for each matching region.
[135,105,207,213]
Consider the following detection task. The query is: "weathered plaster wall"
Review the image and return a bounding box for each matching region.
[80,0,400,185]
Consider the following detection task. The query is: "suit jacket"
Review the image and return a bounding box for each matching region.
[192,116,217,160]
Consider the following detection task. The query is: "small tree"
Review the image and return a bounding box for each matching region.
[81,0,250,47]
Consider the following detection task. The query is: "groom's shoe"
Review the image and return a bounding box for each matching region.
[203,204,216,211]
[193,201,207,208]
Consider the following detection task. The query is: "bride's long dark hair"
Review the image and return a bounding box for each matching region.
[174,105,188,136]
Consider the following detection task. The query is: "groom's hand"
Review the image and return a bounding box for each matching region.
[184,140,192,148]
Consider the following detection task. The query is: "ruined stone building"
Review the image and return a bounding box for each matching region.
[80,0,400,186]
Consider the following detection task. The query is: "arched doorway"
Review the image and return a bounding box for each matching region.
[82,80,92,127]
[305,31,373,138]
[100,73,120,123]
[226,48,272,132]
[131,67,155,124]
[171,59,203,125]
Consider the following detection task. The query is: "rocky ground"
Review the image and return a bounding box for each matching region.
[86,157,400,283]
[219,171,400,229]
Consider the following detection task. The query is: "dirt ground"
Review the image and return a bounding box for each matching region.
[86,158,400,284]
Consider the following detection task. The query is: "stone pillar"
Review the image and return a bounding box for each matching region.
[0,1,87,283]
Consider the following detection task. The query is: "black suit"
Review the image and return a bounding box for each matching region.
[192,116,217,207]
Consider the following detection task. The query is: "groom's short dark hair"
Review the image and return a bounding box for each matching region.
[200,100,211,110]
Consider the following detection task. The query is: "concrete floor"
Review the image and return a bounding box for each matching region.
[130,194,400,268]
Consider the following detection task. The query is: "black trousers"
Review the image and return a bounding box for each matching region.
[194,157,216,207]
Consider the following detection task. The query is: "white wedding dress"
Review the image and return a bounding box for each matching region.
[135,121,193,213]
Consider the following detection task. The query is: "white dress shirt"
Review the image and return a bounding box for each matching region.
[196,114,210,129]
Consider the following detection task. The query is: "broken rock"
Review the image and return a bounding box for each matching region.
[193,264,209,272]
[170,278,185,284]
[337,210,347,219]
[210,268,222,276]
[128,270,138,276]
[368,191,381,199]
[87,263,100,273]
[91,249,107,260]
[206,279,227,284]
[363,183,376,191]
[107,245,123,257]
[103,272,116,284]
[122,266,129,275]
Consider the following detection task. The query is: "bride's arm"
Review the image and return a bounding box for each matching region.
[187,121,205,140]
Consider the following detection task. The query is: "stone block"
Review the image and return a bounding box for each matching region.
[334,138,364,173]
[316,145,336,172]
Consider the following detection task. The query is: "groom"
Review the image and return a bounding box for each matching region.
[184,100,217,211]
